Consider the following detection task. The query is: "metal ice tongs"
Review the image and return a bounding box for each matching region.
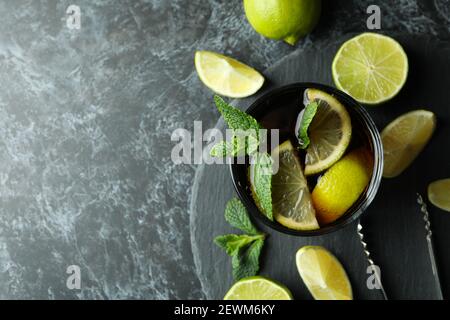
[357,222,388,300]
[417,193,444,300]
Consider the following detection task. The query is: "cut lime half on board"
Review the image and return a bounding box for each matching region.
[224,276,293,300]
[332,33,408,105]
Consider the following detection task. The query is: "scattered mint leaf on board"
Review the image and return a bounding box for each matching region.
[297,101,318,149]
[249,152,273,221]
[214,95,262,132]
[214,234,262,256]
[224,198,260,235]
[214,198,266,280]
[231,239,264,280]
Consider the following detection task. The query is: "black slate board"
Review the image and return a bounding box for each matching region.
[190,35,450,300]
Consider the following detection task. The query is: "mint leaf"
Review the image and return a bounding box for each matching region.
[243,133,259,155]
[214,198,266,281]
[231,239,264,280]
[210,140,236,157]
[210,134,259,157]
[214,234,263,256]
[214,95,261,132]
[225,198,259,235]
[297,101,318,149]
[212,96,261,156]
[249,153,273,220]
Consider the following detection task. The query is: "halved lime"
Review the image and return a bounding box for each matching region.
[332,33,408,105]
[224,276,293,300]
[303,88,352,176]
[296,246,353,300]
[195,51,264,98]
[272,140,319,230]
[428,179,450,212]
[381,110,436,178]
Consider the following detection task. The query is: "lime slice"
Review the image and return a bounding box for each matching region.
[195,51,264,98]
[303,88,352,176]
[332,33,408,105]
[312,148,373,225]
[428,179,450,212]
[271,140,319,230]
[224,276,293,300]
[296,246,353,300]
[381,110,436,178]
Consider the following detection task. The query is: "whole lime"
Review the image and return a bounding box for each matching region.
[243,0,321,45]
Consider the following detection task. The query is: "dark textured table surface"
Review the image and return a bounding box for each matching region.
[0,0,449,299]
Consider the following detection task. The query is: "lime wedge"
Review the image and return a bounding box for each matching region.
[224,276,293,300]
[312,149,373,225]
[271,140,319,230]
[332,33,408,105]
[381,110,436,178]
[195,51,264,98]
[303,88,352,175]
[296,246,353,300]
[428,179,450,212]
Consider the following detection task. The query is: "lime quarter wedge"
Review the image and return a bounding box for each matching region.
[381,110,436,178]
[296,246,353,300]
[195,51,264,98]
[428,179,450,212]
